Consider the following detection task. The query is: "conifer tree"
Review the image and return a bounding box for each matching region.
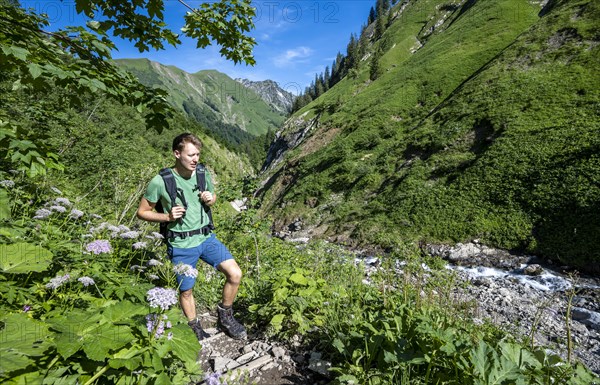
[346,33,359,70]
[370,46,382,81]
[375,2,386,41]
[368,6,376,25]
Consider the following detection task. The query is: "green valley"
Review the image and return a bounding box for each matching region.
[116,59,287,166]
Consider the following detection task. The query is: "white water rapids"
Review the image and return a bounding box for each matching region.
[447,264,600,292]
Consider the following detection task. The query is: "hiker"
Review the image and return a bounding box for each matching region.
[136,132,246,340]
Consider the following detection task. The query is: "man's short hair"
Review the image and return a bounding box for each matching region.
[173,133,202,152]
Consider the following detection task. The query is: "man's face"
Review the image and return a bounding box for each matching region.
[175,142,200,172]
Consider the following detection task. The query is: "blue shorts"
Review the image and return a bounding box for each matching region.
[166,233,234,291]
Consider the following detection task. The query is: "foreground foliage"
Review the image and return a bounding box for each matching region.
[0,177,203,384]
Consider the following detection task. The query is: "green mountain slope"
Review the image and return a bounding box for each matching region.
[258,0,600,273]
[116,58,286,145]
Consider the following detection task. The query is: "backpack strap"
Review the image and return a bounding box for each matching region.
[157,168,178,239]
[195,164,215,230]
[159,168,178,208]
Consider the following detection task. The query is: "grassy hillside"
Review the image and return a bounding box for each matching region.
[258,0,600,273]
[116,59,285,143]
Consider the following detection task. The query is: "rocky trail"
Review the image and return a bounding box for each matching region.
[194,313,331,385]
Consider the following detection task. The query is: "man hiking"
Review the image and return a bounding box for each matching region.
[137,132,246,340]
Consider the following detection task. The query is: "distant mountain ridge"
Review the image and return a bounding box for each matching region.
[115,59,286,150]
[235,78,295,114]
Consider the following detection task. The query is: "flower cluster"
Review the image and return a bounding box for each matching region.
[130,265,146,272]
[147,287,178,310]
[49,205,67,213]
[69,209,84,219]
[33,208,52,220]
[173,263,199,278]
[85,239,112,255]
[120,230,140,239]
[53,197,72,206]
[147,259,163,267]
[132,241,147,250]
[0,180,15,188]
[78,276,95,287]
[150,232,164,240]
[145,313,173,339]
[46,274,71,289]
[205,372,226,385]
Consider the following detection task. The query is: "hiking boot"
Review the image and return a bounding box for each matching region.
[188,318,210,341]
[217,304,247,340]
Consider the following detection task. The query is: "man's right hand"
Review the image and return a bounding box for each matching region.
[169,205,186,222]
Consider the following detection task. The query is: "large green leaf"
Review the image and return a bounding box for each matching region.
[103,301,147,323]
[0,313,52,376]
[0,242,53,273]
[83,322,135,362]
[167,323,201,373]
[49,310,135,361]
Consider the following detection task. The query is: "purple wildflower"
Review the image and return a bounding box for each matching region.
[130,264,146,272]
[167,332,173,340]
[120,231,140,239]
[54,197,72,206]
[173,263,198,278]
[151,232,164,240]
[49,205,67,213]
[132,242,147,250]
[85,240,112,255]
[91,214,102,219]
[146,287,178,310]
[147,259,163,267]
[90,222,119,234]
[0,180,15,188]
[23,305,31,312]
[78,276,95,287]
[145,314,172,339]
[147,274,159,281]
[45,274,71,289]
[205,372,224,385]
[33,208,52,219]
[69,209,84,219]
[118,224,131,232]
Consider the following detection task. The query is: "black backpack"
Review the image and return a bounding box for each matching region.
[155,164,214,240]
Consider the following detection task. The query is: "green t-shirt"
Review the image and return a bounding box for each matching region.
[144,168,215,249]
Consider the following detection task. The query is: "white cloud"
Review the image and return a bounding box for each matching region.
[273,46,313,67]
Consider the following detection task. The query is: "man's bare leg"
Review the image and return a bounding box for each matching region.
[218,259,242,306]
[180,289,196,321]
[216,259,246,339]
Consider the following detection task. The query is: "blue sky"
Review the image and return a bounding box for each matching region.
[22,1,375,94]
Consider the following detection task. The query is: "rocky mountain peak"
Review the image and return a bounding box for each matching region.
[235,78,296,114]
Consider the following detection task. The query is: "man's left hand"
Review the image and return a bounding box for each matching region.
[200,191,213,205]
